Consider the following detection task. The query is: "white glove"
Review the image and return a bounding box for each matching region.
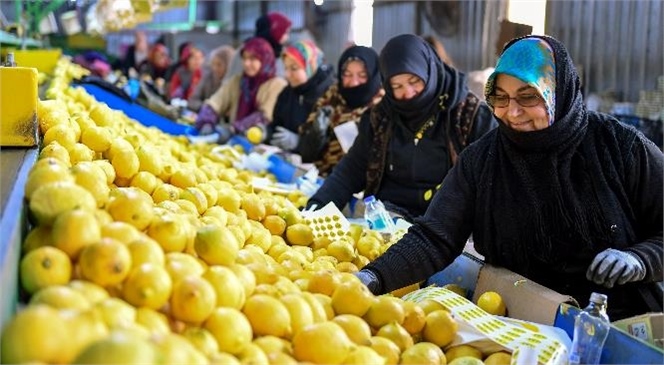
[270,126,300,151]
[586,248,646,288]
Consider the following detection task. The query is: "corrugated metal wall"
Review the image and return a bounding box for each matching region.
[546,0,663,102]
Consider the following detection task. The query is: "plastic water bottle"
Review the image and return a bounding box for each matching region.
[569,292,611,365]
[363,195,395,233]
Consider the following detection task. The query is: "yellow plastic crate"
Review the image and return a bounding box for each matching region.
[2,49,62,75]
[0,66,38,147]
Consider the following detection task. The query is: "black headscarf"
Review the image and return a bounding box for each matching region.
[478,35,610,271]
[337,46,382,109]
[378,34,467,128]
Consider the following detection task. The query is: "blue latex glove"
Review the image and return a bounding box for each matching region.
[355,269,382,295]
[270,126,300,151]
[586,248,646,288]
[194,104,219,135]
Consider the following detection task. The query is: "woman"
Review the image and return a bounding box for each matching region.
[356,35,664,320]
[194,37,287,139]
[188,46,236,112]
[268,40,335,152]
[168,45,205,100]
[138,43,171,81]
[297,45,384,176]
[307,34,497,220]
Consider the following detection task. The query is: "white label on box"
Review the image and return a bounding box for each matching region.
[333,121,359,153]
[627,321,650,341]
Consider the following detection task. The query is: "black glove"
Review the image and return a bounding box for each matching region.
[355,269,382,295]
[586,248,646,288]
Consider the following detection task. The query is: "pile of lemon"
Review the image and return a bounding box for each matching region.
[1,59,513,365]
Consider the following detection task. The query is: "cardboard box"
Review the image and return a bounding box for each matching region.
[613,312,664,349]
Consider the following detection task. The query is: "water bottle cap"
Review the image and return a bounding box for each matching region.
[363,195,376,204]
[589,292,608,305]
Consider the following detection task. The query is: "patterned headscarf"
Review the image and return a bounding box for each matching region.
[485,37,556,125]
[236,37,276,121]
[282,40,323,78]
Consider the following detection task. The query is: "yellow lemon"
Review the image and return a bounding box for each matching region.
[107,187,154,230]
[364,296,406,329]
[246,126,263,144]
[181,326,220,357]
[81,125,112,152]
[280,293,315,336]
[152,183,181,203]
[101,220,141,244]
[165,252,205,280]
[202,265,246,309]
[136,144,163,176]
[135,307,171,337]
[484,351,512,365]
[29,181,96,226]
[333,314,373,346]
[446,345,483,363]
[242,193,267,221]
[22,225,53,253]
[204,307,253,355]
[243,294,292,338]
[92,159,116,185]
[443,283,468,298]
[147,213,189,252]
[195,225,240,266]
[71,161,110,208]
[375,321,414,352]
[60,309,109,363]
[229,263,257,297]
[93,297,136,329]
[448,356,485,365]
[180,187,209,215]
[127,236,165,268]
[130,171,159,195]
[73,331,157,364]
[196,182,218,208]
[51,208,101,259]
[391,283,421,298]
[477,291,507,316]
[170,167,198,189]
[238,343,269,365]
[68,279,109,304]
[292,321,354,364]
[39,140,71,167]
[202,206,228,226]
[78,237,132,287]
[368,336,401,365]
[313,293,335,320]
[68,143,96,164]
[422,310,458,348]
[356,235,382,261]
[24,160,74,199]
[122,263,173,309]
[331,280,375,317]
[0,305,68,363]
[262,215,287,236]
[285,223,314,246]
[20,246,72,294]
[209,352,241,365]
[418,299,448,315]
[401,300,427,335]
[43,122,77,150]
[253,335,293,355]
[327,239,357,262]
[29,285,90,311]
[170,275,217,324]
[216,187,242,213]
[400,342,446,365]
[307,269,342,297]
[343,346,386,365]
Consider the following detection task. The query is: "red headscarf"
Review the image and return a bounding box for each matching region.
[236,37,276,121]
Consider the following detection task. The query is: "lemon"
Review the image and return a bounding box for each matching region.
[216,187,242,213]
[1,305,68,363]
[81,125,112,152]
[71,161,110,208]
[401,300,427,335]
[194,225,239,266]
[43,122,77,150]
[356,235,382,260]
[242,193,267,221]
[418,298,448,315]
[292,321,354,364]
[170,275,217,324]
[448,356,485,365]
[368,336,401,365]
[344,346,386,365]
[307,269,342,296]
[135,307,171,336]
[246,126,263,144]
[151,332,208,364]
[443,283,468,297]
[365,296,406,329]
[130,171,159,195]
[327,239,357,262]
[21,225,53,253]
[92,159,116,185]
[333,314,373,346]
[180,187,209,215]
[229,264,257,297]
[422,310,458,348]
[477,291,507,316]
[152,183,181,203]
[127,236,165,268]
[136,144,163,176]
[93,297,136,329]
[101,220,141,244]
[20,246,72,294]
[446,345,483,363]
[237,343,269,365]
[147,213,189,252]
[122,263,172,309]
[375,321,414,352]
[51,208,101,259]
[243,294,292,338]
[484,351,512,365]
[29,181,96,226]
[68,143,96,164]
[111,148,140,179]
[181,326,220,357]
[171,167,198,188]
[107,187,154,230]
[202,265,246,309]
[204,307,253,355]
[29,285,90,310]
[24,160,73,199]
[262,215,287,236]
[39,141,71,167]
[391,283,421,298]
[209,352,242,365]
[253,335,293,355]
[73,331,157,364]
[279,293,314,336]
[202,206,228,226]
[400,342,446,365]
[61,309,109,363]
[331,280,375,317]
[165,252,205,280]
[246,225,273,253]
[68,279,109,304]
[313,293,335,320]
[78,237,132,286]
[196,182,218,207]
[285,223,314,246]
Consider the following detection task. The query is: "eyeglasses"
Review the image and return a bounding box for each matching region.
[486,94,543,108]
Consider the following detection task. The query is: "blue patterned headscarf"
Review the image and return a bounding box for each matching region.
[485,37,556,125]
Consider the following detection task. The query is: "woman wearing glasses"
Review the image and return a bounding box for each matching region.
[356,35,663,320]
[306,34,497,220]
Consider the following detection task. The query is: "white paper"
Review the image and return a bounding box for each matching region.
[333,121,359,153]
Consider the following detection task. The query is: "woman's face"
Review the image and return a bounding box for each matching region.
[242,51,262,77]
[492,74,549,132]
[341,60,368,88]
[154,49,169,68]
[187,49,204,71]
[210,57,227,79]
[389,73,425,100]
[283,55,308,87]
